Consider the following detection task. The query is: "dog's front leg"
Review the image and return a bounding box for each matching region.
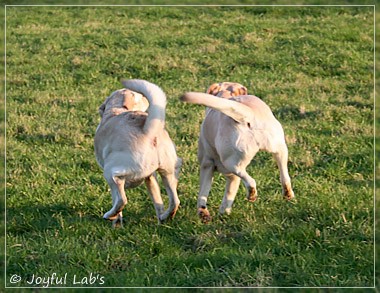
[219,174,241,215]
[145,174,165,223]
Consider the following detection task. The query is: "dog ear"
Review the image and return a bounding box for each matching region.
[233,85,248,96]
[207,83,221,96]
[140,96,149,111]
[225,83,248,97]
[123,91,136,110]
[98,101,106,117]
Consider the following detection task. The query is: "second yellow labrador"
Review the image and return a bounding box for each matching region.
[206,81,248,98]
[181,82,294,222]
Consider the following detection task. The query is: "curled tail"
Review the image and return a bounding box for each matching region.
[180,92,255,124]
[122,79,166,137]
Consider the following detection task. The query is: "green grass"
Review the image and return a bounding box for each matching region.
[5,5,374,288]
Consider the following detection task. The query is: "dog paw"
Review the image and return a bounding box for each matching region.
[158,211,177,223]
[103,213,112,221]
[282,184,294,200]
[247,188,258,202]
[103,210,120,221]
[283,188,295,200]
[104,212,123,227]
[219,206,232,215]
[198,207,212,223]
[169,205,179,219]
[112,216,123,228]
[103,212,115,221]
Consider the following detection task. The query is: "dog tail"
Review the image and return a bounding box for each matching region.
[122,79,166,136]
[180,92,254,124]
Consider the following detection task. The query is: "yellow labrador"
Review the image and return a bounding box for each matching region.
[181,82,294,222]
[95,79,181,226]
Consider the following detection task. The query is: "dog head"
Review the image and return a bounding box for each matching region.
[98,89,149,118]
[207,82,248,98]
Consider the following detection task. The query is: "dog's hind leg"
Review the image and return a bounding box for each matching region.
[237,169,258,202]
[219,174,241,215]
[197,161,214,222]
[159,172,180,222]
[103,172,128,224]
[272,144,294,200]
[223,157,258,202]
[145,174,165,223]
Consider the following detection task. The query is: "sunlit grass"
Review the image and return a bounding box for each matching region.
[5,5,374,288]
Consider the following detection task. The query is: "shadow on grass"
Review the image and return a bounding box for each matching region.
[273,106,321,121]
[6,202,100,235]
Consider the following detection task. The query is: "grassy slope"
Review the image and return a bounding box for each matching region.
[5,6,374,288]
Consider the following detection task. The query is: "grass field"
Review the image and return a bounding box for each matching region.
[5,4,374,289]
